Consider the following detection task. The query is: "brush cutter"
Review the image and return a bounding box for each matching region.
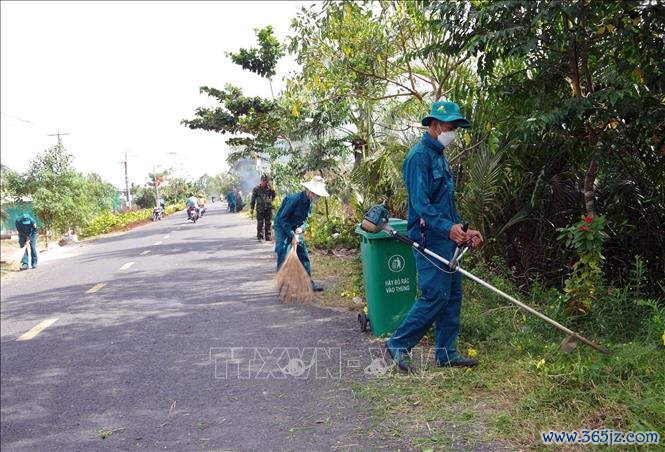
[361,204,611,356]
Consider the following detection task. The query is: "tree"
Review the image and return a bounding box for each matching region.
[183,22,342,187]
[21,145,80,245]
[79,173,116,219]
[1,164,21,200]
[431,0,665,296]
[227,25,285,99]
[182,26,290,166]
[160,177,198,204]
[132,184,156,209]
[182,84,281,161]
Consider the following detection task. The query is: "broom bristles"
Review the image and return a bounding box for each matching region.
[275,246,314,304]
[7,243,29,270]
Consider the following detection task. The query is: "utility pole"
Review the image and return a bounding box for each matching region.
[47,129,70,146]
[122,151,132,209]
[153,164,160,207]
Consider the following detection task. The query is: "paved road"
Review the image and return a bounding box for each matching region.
[1,203,404,451]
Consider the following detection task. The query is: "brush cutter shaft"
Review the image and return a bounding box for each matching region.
[422,248,610,354]
[383,226,610,355]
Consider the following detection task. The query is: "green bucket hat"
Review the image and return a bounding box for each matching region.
[421,101,471,128]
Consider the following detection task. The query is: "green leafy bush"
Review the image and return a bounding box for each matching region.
[304,198,360,250]
[80,208,151,238]
[557,215,608,314]
[165,203,185,215]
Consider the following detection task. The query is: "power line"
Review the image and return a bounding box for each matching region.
[1,111,36,125]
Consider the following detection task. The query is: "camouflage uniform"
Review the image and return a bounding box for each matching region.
[250,184,276,240]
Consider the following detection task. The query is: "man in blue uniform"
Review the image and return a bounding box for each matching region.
[386,101,484,372]
[15,213,39,270]
[226,191,237,212]
[273,175,329,291]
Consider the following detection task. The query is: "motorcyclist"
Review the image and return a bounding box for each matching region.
[151,206,163,221]
[186,194,199,219]
[197,194,207,216]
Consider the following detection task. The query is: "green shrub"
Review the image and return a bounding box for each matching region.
[557,215,608,314]
[164,203,185,215]
[80,208,151,238]
[304,198,360,250]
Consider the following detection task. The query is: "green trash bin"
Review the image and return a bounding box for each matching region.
[355,218,417,337]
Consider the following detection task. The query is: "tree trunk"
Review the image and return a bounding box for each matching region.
[565,8,598,217]
[578,2,598,217]
[583,158,598,217]
[564,19,583,97]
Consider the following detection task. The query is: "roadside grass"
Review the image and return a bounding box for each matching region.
[311,251,364,311]
[0,262,13,278]
[0,236,50,279]
[315,253,665,449]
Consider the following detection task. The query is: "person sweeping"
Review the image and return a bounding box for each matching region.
[273,175,329,293]
[15,212,39,270]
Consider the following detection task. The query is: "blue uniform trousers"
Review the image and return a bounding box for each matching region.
[19,232,38,268]
[387,240,462,363]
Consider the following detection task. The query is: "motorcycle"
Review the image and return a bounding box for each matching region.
[187,206,199,223]
[151,207,163,221]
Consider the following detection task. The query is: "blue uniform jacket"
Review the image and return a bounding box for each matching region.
[403,133,462,244]
[15,214,38,236]
[273,191,311,240]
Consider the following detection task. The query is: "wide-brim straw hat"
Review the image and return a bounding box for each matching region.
[302,176,329,197]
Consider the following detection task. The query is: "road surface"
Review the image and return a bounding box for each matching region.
[1,203,404,451]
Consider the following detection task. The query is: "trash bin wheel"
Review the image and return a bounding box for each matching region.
[358,312,369,332]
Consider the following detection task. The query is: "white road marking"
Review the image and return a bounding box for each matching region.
[86,283,107,294]
[119,262,134,270]
[153,241,162,246]
[163,234,170,239]
[16,318,58,341]
[140,250,151,255]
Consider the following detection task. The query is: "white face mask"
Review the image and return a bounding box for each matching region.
[437,130,456,147]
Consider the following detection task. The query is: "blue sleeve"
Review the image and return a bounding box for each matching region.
[405,153,454,238]
[274,195,297,239]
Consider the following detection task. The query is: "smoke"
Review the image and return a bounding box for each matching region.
[233,159,261,196]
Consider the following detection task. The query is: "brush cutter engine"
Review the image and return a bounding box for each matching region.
[361,204,390,233]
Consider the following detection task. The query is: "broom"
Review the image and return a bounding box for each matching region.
[6,242,29,271]
[275,239,314,304]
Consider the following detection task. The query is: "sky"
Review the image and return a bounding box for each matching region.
[1,1,309,189]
